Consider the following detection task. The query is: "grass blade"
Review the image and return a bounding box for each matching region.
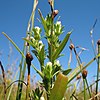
[2,32,25,58]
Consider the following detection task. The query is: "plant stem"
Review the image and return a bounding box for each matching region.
[83,79,86,100]
[7,68,19,100]
[16,45,26,100]
[85,78,91,98]
[74,47,91,98]
[96,40,100,96]
[26,65,31,100]
[52,0,54,9]
[0,61,6,100]
[68,53,100,83]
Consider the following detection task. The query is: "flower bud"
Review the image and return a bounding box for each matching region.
[46,62,52,73]
[48,0,52,6]
[26,52,33,65]
[69,43,75,50]
[97,39,100,45]
[47,62,52,67]
[40,96,45,100]
[82,69,88,79]
[52,10,59,19]
[76,75,81,80]
[34,26,41,34]
[39,40,43,50]
[54,60,60,66]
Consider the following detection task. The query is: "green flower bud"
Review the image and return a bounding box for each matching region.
[46,62,52,72]
[35,26,41,34]
[39,41,43,48]
[55,21,63,35]
[54,60,60,66]
[33,26,41,40]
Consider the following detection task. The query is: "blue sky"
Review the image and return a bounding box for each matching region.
[0,0,100,83]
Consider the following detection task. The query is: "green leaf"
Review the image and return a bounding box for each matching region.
[49,73,68,100]
[32,50,38,57]
[38,9,48,33]
[2,32,25,58]
[31,64,44,78]
[52,31,72,61]
[62,68,72,75]
[38,46,45,65]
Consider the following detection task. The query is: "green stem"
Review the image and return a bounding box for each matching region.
[96,40,100,96]
[83,79,86,100]
[78,78,100,96]
[68,51,100,83]
[16,44,25,100]
[26,64,31,100]
[74,48,91,99]
[85,78,91,98]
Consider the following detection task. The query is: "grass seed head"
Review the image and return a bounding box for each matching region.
[52,10,59,19]
[76,75,81,80]
[26,52,33,65]
[82,69,88,79]
[97,39,100,45]
[69,43,75,50]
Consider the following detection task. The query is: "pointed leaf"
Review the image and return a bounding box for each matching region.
[31,64,44,78]
[2,32,25,58]
[52,31,72,61]
[38,9,48,33]
[32,50,38,57]
[62,68,72,75]
[38,46,45,65]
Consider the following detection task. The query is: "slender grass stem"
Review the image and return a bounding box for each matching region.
[85,79,91,98]
[0,61,6,100]
[7,67,19,100]
[96,40,100,97]
[68,53,100,83]
[16,44,26,100]
[78,79,100,96]
[2,32,25,58]
[26,65,31,100]
[73,47,92,98]
[90,19,98,64]
[6,80,27,90]
[52,0,54,9]
[83,79,86,100]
